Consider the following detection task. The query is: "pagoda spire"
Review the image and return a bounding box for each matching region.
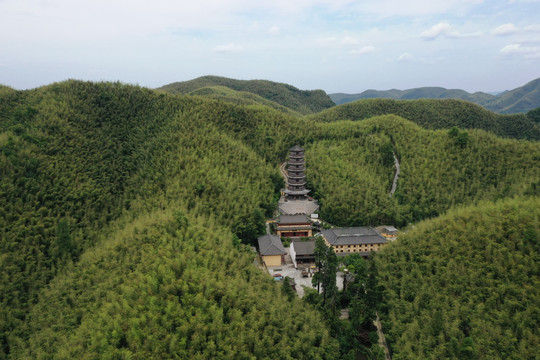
[284,145,310,200]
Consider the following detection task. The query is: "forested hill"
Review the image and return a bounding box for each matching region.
[376,196,539,359]
[330,77,540,114]
[158,75,335,115]
[331,87,492,106]
[0,81,334,359]
[1,79,539,359]
[308,98,540,140]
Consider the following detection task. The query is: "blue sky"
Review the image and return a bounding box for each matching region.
[1,0,539,93]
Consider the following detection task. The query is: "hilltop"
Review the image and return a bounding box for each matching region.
[159,75,335,115]
[330,77,540,114]
[376,196,539,359]
[308,98,540,141]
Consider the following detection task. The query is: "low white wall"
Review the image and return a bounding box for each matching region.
[289,242,297,268]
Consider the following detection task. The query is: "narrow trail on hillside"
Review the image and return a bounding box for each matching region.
[389,152,400,197]
[279,162,288,184]
[375,312,392,360]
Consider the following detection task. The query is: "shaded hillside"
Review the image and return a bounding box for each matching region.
[488,78,540,113]
[18,212,334,359]
[376,196,540,359]
[330,77,540,114]
[0,81,335,359]
[527,107,540,124]
[308,98,540,140]
[159,75,335,115]
[305,115,540,227]
[167,97,540,228]
[2,79,539,359]
[188,85,301,116]
[331,87,492,106]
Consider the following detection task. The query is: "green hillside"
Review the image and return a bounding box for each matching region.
[188,85,301,115]
[1,79,539,359]
[154,98,540,228]
[159,75,335,115]
[376,196,539,359]
[330,77,540,114]
[0,81,335,359]
[308,98,540,140]
[330,87,493,106]
[489,78,540,113]
[527,107,540,124]
[305,116,540,227]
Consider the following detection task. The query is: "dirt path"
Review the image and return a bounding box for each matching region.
[279,162,288,183]
[374,312,392,360]
[389,152,400,197]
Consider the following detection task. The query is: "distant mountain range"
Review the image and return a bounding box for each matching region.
[330,78,540,114]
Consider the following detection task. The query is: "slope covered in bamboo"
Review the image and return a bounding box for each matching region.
[159,75,335,115]
[375,196,539,359]
[0,81,334,358]
[1,79,539,359]
[308,98,540,140]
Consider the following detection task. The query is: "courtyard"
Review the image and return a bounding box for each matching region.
[266,248,344,297]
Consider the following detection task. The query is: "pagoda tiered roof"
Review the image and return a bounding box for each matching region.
[287,172,305,179]
[289,145,305,152]
[284,189,311,195]
[288,180,307,186]
[288,159,304,165]
[287,166,305,172]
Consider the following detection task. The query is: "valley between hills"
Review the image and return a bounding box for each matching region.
[0,77,538,359]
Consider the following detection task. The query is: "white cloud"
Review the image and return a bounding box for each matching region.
[500,43,540,58]
[420,22,482,40]
[318,36,338,45]
[350,45,377,55]
[492,23,519,36]
[268,26,280,35]
[342,36,359,45]
[397,53,414,62]
[420,22,453,40]
[524,24,540,32]
[213,43,244,54]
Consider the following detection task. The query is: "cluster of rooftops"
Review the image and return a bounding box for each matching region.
[258,213,398,265]
[257,145,399,267]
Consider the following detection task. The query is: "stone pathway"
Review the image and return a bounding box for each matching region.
[278,198,319,215]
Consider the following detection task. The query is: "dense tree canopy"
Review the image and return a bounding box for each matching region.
[159,75,335,115]
[1,79,538,359]
[376,197,539,360]
[308,98,540,140]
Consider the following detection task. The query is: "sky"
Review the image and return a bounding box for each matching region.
[1,0,540,93]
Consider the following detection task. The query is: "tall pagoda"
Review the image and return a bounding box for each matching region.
[284,145,311,200]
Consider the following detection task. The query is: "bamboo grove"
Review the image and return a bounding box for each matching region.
[0,79,538,359]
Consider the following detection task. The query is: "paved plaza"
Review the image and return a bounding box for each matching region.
[278,197,319,215]
[267,248,344,298]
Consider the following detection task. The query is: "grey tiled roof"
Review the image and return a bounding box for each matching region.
[257,234,286,256]
[322,227,387,246]
[291,240,315,255]
[278,214,310,224]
